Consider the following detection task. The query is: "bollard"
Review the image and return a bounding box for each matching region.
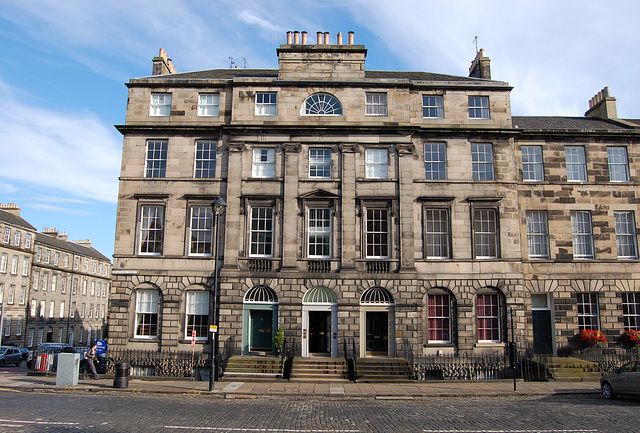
[113,361,129,388]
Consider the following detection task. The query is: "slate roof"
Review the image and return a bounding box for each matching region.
[0,209,37,231]
[36,233,110,262]
[132,69,505,85]
[512,116,639,131]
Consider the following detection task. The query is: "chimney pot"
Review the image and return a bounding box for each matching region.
[337,32,343,44]
[286,31,292,44]
[324,32,330,44]
[317,31,323,44]
[348,31,354,45]
[301,31,307,44]
[294,31,300,44]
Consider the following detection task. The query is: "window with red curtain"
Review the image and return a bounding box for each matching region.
[477,293,500,342]
[427,294,451,343]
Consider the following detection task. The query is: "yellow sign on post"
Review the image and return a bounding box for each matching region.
[210,325,218,333]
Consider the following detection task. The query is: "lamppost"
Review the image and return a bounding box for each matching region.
[209,197,226,391]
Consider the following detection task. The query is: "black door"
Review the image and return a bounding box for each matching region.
[532,310,553,354]
[366,311,388,355]
[250,310,273,352]
[308,311,331,353]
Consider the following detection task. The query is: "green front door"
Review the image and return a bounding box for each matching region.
[250,309,273,352]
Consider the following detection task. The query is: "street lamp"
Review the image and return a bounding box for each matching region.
[209,197,226,391]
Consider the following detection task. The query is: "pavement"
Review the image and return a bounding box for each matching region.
[0,371,602,399]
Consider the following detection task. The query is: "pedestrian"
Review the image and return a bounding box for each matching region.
[83,342,100,380]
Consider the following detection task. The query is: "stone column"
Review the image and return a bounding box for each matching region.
[396,144,416,272]
[340,144,358,270]
[280,143,300,271]
[222,142,245,269]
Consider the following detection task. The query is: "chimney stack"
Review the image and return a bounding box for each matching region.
[469,48,491,80]
[0,203,20,216]
[585,87,618,119]
[152,48,177,75]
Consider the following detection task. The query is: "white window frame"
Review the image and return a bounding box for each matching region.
[39,300,46,318]
[424,208,450,259]
[194,140,217,179]
[309,148,331,179]
[139,205,165,255]
[32,271,39,291]
[522,145,544,182]
[10,255,18,275]
[571,211,594,259]
[45,250,50,264]
[51,274,57,292]
[255,92,277,116]
[473,208,499,259]
[150,92,171,116]
[577,293,600,330]
[249,206,274,258]
[471,143,495,181]
[189,206,213,256]
[365,149,388,179]
[7,285,14,304]
[468,96,490,119]
[427,293,452,343]
[145,140,168,178]
[365,207,390,259]
[614,211,638,259]
[301,93,343,116]
[185,291,209,340]
[365,92,388,116]
[0,253,6,273]
[477,293,501,343]
[54,252,59,266]
[60,301,65,319]
[422,95,444,118]
[49,301,55,319]
[526,211,550,259]
[565,146,587,182]
[424,142,447,180]
[25,233,32,249]
[22,257,29,276]
[252,148,275,178]
[307,208,332,258]
[607,146,630,182]
[3,228,9,243]
[622,293,640,331]
[19,286,26,305]
[13,230,20,246]
[197,93,220,117]
[135,289,159,339]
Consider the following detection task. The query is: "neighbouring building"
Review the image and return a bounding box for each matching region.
[0,203,112,348]
[0,204,37,347]
[109,32,640,370]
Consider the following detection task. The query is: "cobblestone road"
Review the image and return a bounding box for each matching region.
[0,391,637,433]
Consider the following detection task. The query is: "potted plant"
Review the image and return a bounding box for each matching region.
[621,330,640,345]
[577,329,606,346]
[273,328,285,356]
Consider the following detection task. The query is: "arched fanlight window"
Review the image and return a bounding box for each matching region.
[302,93,343,116]
[303,286,337,304]
[244,285,278,304]
[360,287,394,305]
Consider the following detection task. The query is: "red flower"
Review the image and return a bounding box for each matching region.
[621,330,640,343]
[578,329,606,343]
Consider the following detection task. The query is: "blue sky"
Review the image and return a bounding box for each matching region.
[0,0,638,261]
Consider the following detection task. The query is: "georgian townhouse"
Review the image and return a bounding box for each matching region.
[109,32,640,373]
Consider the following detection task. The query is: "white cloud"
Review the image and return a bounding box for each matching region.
[28,203,93,215]
[0,79,121,203]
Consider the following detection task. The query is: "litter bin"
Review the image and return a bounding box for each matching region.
[113,361,129,388]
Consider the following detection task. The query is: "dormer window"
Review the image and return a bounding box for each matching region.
[302,93,342,116]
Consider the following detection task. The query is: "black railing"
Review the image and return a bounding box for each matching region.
[573,346,640,374]
[343,338,358,381]
[413,351,515,381]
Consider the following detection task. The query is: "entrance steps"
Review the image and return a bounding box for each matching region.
[356,358,413,382]
[290,358,349,382]
[221,356,282,381]
[547,357,602,381]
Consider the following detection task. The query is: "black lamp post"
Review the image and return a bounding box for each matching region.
[209,197,226,392]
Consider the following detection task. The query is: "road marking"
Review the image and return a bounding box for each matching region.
[0,419,80,426]
[166,427,359,432]
[423,430,598,433]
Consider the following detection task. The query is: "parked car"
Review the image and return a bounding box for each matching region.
[0,346,23,366]
[28,343,71,371]
[601,361,640,399]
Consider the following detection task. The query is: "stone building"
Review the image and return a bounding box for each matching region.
[110,32,640,365]
[28,229,111,347]
[0,204,37,347]
[0,203,111,348]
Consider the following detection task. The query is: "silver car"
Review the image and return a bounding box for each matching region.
[0,346,23,367]
[601,361,640,399]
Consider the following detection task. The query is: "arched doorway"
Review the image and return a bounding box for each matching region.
[302,286,338,357]
[359,287,395,357]
[242,286,278,355]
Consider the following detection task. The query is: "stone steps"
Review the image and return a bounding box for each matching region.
[356,358,413,382]
[547,357,602,382]
[222,356,283,381]
[290,358,348,382]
